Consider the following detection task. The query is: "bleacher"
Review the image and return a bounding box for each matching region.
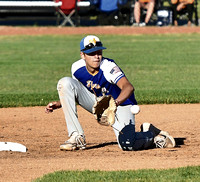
[0,0,198,26]
[0,0,62,25]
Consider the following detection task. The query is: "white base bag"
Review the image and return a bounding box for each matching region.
[0,142,27,152]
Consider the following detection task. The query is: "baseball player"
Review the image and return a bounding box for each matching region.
[45,35,175,151]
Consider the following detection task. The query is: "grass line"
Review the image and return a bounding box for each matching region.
[0,34,200,107]
[34,166,200,182]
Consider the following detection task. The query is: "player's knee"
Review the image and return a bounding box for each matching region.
[118,125,136,151]
[57,77,74,92]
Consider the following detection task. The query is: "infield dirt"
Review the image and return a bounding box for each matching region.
[0,26,200,182]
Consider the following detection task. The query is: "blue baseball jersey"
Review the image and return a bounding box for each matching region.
[71,57,137,106]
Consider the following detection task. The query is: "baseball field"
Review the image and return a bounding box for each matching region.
[0,26,200,181]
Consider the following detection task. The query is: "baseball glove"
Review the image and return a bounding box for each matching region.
[92,95,117,126]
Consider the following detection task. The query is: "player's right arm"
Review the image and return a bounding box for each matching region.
[115,77,134,106]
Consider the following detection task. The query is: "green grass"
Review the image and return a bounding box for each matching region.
[1,34,199,181]
[34,166,200,182]
[0,34,200,107]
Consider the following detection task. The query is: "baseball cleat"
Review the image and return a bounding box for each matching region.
[60,132,86,151]
[154,134,176,148]
[60,141,78,151]
[140,122,176,148]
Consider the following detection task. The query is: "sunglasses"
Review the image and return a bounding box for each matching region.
[82,41,103,51]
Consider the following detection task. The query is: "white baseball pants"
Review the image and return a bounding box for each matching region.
[57,77,153,150]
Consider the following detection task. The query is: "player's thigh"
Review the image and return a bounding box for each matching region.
[57,77,96,112]
[116,105,135,125]
[76,81,96,112]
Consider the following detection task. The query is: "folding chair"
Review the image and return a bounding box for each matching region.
[56,0,76,26]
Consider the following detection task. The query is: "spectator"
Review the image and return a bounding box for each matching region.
[133,0,155,26]
[171,0,194,26]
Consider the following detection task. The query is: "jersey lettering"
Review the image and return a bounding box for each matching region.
[86,80,101,90]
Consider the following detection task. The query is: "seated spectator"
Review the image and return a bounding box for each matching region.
[171,0,194,26]
[133,0,155,26]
